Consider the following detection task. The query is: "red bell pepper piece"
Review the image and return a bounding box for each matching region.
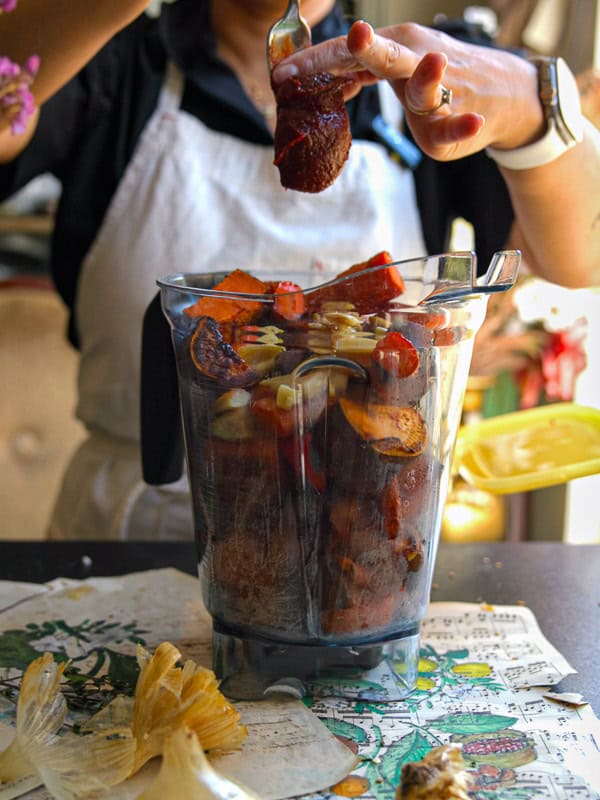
[372,331,419,379]
[279,433,325,493]
[272,280,306,321]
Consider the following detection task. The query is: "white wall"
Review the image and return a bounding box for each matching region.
[563,290,600,544]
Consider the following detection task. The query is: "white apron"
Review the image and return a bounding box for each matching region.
[49,64,426,541]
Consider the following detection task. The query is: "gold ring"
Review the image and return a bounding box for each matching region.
[406,85,453,116]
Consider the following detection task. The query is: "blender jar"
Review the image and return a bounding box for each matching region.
[156,252,519,700]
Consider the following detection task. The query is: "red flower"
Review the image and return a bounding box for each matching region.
[541,328,587,403]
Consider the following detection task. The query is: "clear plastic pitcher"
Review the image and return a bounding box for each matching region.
[156,251,519,700]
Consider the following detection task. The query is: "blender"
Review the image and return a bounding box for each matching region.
[141,250,520,700]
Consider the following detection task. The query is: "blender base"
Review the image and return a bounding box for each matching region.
[212,623,420,701]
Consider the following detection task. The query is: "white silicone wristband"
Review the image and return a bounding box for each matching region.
[486,119,578,170]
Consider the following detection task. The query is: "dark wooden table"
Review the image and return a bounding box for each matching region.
[1,540,599,712]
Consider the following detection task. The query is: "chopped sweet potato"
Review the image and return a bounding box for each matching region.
[339,396,427,457]
[184,269,267,325]
[308,251,405,313]
[408,308,449,330]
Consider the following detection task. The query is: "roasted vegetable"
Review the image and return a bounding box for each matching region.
[190,316,258,387]
[271,280,306,321]
[250,371,329,436]
[339,396,427,457]
[372,331,419,379]
[184,269,267,324]
[273,72,352,193]
[307,251,405,313]
[321,594,394,634]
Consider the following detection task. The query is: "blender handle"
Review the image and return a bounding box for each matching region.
[140,292,185,485]
[292,355,369,382]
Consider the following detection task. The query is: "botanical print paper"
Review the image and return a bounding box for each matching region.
[0,570,599,799]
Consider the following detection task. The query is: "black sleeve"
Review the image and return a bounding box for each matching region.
[411,17,518,274]
[412,149,515,275]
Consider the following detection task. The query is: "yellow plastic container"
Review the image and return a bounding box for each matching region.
[456,403,600,494]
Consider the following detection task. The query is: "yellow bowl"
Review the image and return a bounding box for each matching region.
[456,402,600,494]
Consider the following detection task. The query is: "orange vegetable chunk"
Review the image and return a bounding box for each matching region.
[339,396,427,457]
[184,269,267,324]
[308,251,405,312]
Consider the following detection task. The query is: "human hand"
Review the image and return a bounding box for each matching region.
[272,20,545,162]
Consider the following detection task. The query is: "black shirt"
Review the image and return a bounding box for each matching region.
[0,0,513,345]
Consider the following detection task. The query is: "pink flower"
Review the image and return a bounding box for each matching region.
[0,0,18,12]
[0,53,40,135]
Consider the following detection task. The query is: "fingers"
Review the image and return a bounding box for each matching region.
[345,20,421,79]
[272,33,359,82]
[269,18,489,160]
[424,113,485,149]
[272,20,419,84]
[403,52,449,116]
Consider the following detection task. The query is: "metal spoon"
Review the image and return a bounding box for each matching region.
[267,0,312,70]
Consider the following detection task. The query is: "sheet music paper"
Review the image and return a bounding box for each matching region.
[0,570,598,799]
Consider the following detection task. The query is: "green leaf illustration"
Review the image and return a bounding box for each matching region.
[475,790,535,800]
[378,731,431,787]
[364,761,392,800]
[105,650,140,692]
[320,717,368,744]
[444,649,469,660]
[0,632,47,670]
[430,712,518,734]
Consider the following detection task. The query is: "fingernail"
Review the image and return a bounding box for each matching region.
[272,63,299,83]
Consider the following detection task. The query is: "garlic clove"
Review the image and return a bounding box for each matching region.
[213,389,252,416]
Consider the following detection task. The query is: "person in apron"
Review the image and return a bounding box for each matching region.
[49,57,426,541]
[1,0,597,541]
